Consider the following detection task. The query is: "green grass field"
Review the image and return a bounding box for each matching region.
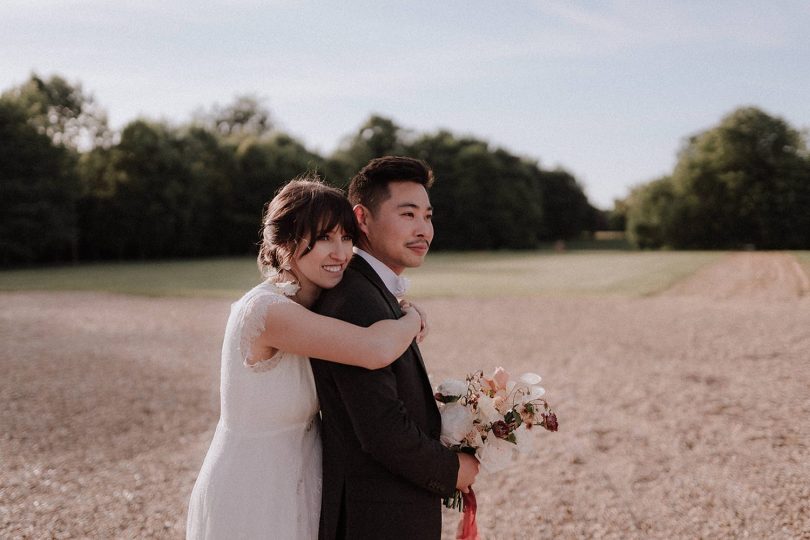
[409,251,723,297]
[0,251,725,299]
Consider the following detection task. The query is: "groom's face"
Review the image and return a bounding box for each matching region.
[356,181,433,275]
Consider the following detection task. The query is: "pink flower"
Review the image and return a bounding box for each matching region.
[484,366,510,393]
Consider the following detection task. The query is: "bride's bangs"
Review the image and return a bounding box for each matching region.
[317,196,358,240]
[299,188,358,253]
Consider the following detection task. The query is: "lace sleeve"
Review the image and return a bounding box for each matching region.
[236,290,293,372]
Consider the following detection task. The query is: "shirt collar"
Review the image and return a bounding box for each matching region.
[353,247,410,298]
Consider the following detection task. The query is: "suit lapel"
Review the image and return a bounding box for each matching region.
[350,256,402,316]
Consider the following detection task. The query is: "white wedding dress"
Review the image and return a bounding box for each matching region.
[187,281,321,540]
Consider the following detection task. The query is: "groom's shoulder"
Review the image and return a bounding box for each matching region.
[315,264,377,315]
[330,263,373,296]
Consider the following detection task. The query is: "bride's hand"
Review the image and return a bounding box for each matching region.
[400,300,428,343]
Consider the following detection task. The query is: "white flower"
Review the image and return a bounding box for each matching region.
[440,402,474,446]
[436,379,467,399]
[513,423,536,454]
[519,372,542,386]
[477,394,504,424]
[509,372,545,404]
[476,436,516,473]
[275,280,300,297]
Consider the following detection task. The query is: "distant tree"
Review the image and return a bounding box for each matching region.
[75,110,323,260]
[671,107,810,248]
[1,73,111,150]
[75,145,124,259]
[0,99,78,265]
[78,120,215,259]
[329,115,410,181]
[535,168,597,241]
[607,198,629,231]
[179,126,238,255]
[192,95,273,139]
[408,132,546,249]
[2,74,602,262]
[625,177,680,249]
[228,133,327,253]
[625,107,810,249]
[406,130,480,248]
[478,148,547,248]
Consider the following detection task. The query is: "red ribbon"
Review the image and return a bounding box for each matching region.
[455,487,479,540]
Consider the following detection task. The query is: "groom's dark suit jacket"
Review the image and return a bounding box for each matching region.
[310,256,459,540]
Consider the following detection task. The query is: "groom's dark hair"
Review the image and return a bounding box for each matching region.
[348,156,434,214]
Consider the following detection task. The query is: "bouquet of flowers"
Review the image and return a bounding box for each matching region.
[434,367,558,539]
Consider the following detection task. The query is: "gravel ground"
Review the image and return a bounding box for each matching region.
[1,253,809,539]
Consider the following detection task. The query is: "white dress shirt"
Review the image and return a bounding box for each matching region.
[353,247,410,298]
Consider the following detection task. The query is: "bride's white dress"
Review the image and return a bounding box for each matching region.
[187,281,321,539]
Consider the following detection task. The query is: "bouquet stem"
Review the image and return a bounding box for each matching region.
[443,489,464,512]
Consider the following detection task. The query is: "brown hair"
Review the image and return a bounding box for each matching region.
[257,176,357,277]
[348,156,434,213]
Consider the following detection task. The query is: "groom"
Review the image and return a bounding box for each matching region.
[310,156,479,539]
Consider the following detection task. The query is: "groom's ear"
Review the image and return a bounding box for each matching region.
[353,204,371,236]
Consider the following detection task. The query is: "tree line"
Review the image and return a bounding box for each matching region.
[612,107,810,249]
[1,74,600,266]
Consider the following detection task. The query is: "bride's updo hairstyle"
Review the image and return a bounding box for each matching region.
[257,176,357,278]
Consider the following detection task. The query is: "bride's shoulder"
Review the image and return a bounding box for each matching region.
[232,282,296,371]
[238,280,294,304]
[232,281,295,321]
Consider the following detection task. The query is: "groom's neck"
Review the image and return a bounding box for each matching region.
[355,243,404,276]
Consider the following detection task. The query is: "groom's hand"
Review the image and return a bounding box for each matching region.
[455,453,480,493]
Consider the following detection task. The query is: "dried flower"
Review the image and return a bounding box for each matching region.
[542,412,558,432]
[491,420,510,439]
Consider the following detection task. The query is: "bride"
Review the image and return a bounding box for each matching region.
[186,177,426,539]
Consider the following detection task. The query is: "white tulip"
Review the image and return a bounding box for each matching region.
[477,394,504,424]
[513,423,536,454]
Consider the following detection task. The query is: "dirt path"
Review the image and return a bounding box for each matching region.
[663,252,810,300]
[1,253,809,539]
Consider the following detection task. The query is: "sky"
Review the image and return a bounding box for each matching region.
[2,1,809,209]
